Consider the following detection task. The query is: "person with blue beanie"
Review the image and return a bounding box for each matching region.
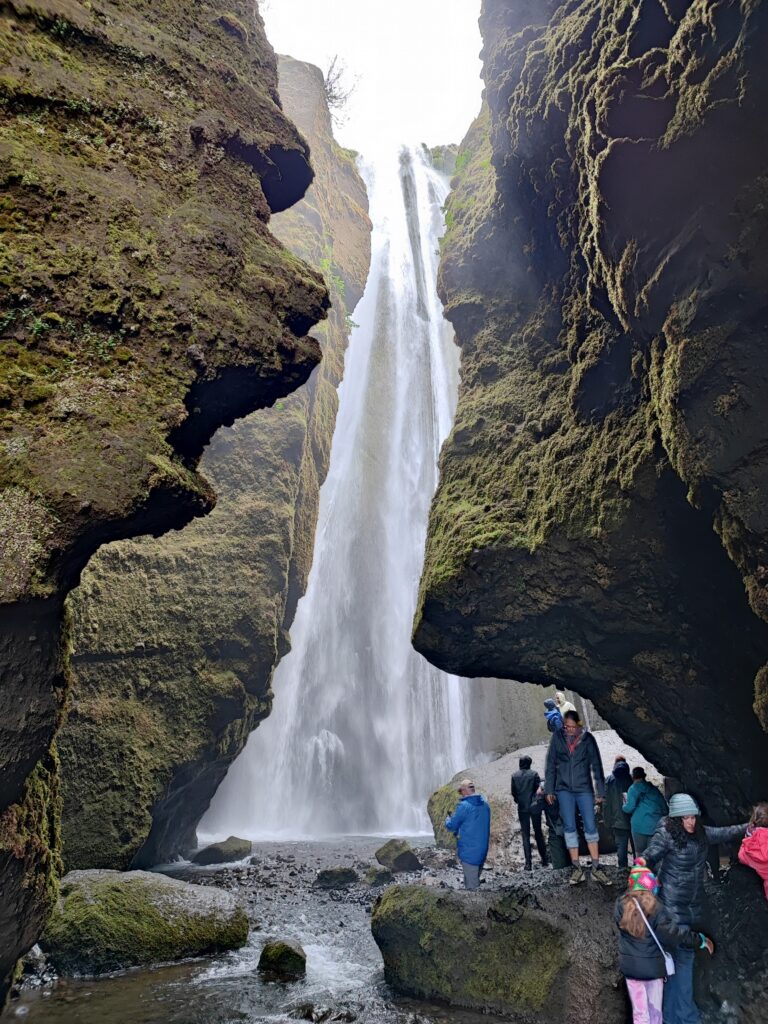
[645,793,748,1024]
[445,778,491,890]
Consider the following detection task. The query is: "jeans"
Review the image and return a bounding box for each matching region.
[557,790,599,849]
[461,861,482,890]
[663,947,700,1024]
[519,810,548,866]
[614,828,634,868]
[634,832,652,856]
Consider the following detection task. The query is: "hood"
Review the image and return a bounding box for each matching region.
[463,794,487,806]
[612,761,631,780]
[543,698,557,710]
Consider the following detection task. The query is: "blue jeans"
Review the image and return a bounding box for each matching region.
[557,790,599,850]
[663,947,700,1024]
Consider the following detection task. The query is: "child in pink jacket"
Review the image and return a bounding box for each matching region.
[738,803,768,900]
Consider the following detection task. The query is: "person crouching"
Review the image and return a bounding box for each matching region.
[616,860,713,1024]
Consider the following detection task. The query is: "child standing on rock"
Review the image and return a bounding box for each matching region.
[738,802,768,899]
[615,860,713,1024]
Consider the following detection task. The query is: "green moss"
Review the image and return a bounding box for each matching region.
[426,784,459,851]
[41,873,249,974]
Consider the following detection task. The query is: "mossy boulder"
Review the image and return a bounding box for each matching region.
[370,884,623,1023]
[40,870,248,975]
[374,840,422,873]
[365,867,394,887]
[192,836,252,866]
[258,939,306,981]
[313,867,358,890]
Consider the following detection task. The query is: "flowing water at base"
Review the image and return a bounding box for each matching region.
[9,840,493,1024]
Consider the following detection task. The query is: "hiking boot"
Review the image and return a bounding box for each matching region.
[524,862,533,872]
[569,865,586,885]
[591,865,613,886]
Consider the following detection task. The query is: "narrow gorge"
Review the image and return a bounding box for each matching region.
[1,0,767,1022]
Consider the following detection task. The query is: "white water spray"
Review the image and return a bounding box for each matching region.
[201,146,468,838]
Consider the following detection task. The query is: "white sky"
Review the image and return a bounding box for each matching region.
[260,0,483,154]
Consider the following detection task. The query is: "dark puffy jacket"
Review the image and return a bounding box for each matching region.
[445,794,491,866]
[603,763,632,831]
[645,819,748,927]
[614,896,698,980]
[511,768,541,811]
[545,728,605,798]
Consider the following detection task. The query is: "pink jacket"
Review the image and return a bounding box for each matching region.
[738,826,768,900]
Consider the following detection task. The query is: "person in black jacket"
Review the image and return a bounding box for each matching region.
[615,860,713,1024]
[511,756,549,871]
[603,756,634,868]
[545,709,610,886]
[645,793,748,1024]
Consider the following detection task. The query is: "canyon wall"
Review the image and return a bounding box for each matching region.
[0,2,328,1002]
[58,56,372,870]
[415,0,768,820]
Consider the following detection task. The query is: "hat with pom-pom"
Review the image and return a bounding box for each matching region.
[628,858,660,895]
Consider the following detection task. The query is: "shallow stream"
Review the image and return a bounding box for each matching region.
[10,839,501,1024]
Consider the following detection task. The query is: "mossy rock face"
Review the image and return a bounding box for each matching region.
[40,870,248,975]
[313,867,358,890]
[258,940,306,981]
[414,0,768,822]
[374,840,422,873]
[57,55,372,875]
[192,836,252,866]
[370,884,623,1023]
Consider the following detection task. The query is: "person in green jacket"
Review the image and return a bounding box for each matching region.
[623,767,668,855]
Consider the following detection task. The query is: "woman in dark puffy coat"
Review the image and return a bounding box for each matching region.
[645,793,748,1024]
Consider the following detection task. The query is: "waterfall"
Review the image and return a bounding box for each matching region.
[201,146,468,839]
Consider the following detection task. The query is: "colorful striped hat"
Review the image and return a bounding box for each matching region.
[628,857,660,895]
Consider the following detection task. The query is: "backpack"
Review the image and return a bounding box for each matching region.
[545,707,563,733]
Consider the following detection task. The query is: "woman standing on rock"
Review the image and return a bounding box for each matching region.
[544,709,612,886]
[623,767,668,855]
[645,793,748,1024]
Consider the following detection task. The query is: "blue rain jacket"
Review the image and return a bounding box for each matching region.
[445,794,491,866]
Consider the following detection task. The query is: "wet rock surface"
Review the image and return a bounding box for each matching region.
[314,868,360,890]
[259,939,307,981]
[375,841,422,873]
[192,837,253,866]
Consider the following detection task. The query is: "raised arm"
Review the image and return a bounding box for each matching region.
[704,823,748,846]
[445,800,467,834]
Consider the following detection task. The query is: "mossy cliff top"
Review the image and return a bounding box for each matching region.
[57,56,371,872]
[415,0,768,821]
[0,0,329,606]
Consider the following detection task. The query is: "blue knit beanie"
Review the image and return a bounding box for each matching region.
[668,793,701,817]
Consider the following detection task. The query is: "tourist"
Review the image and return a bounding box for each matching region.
[616,859,713,1024]
[511,755,548,871]
[445,778,491,891]
[623,767,668,855]
[555,690,576,715]
[645,793,748,1024]
[544,709,612,886]
[604,755,634,869]
[738,802,768,900]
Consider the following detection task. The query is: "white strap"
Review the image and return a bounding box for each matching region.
[632,898,667,957]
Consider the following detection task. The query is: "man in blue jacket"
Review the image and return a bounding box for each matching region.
[445,778,491,890]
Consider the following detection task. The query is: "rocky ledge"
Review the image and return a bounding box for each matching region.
[0,2,328,1004]
[414,0,768,819]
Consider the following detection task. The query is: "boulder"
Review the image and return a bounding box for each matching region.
[40,870,248,975]
[371,883,623,1024]
[365,867,395,887]
[258,940,307,981]
[313,868,358,890]
[192,836,252,865]
[374,840,422,873]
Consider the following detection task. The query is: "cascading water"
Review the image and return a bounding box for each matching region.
[201,145,469,838]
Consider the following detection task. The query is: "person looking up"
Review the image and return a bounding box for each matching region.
[511,755,548,871]
[645,793,748,1024]
[545,709,611,886]
[445,779,491,891]
[623,767,668,855]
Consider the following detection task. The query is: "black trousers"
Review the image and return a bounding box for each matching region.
[519,810,548,866]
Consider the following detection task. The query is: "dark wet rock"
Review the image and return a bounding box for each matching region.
[375,840,422,873]
[40,870,248,975]
[365,867,395,887]
[371,883,624,1023]
[313,868,359,890]
[258,939,307,981]
[192,836,252,866]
